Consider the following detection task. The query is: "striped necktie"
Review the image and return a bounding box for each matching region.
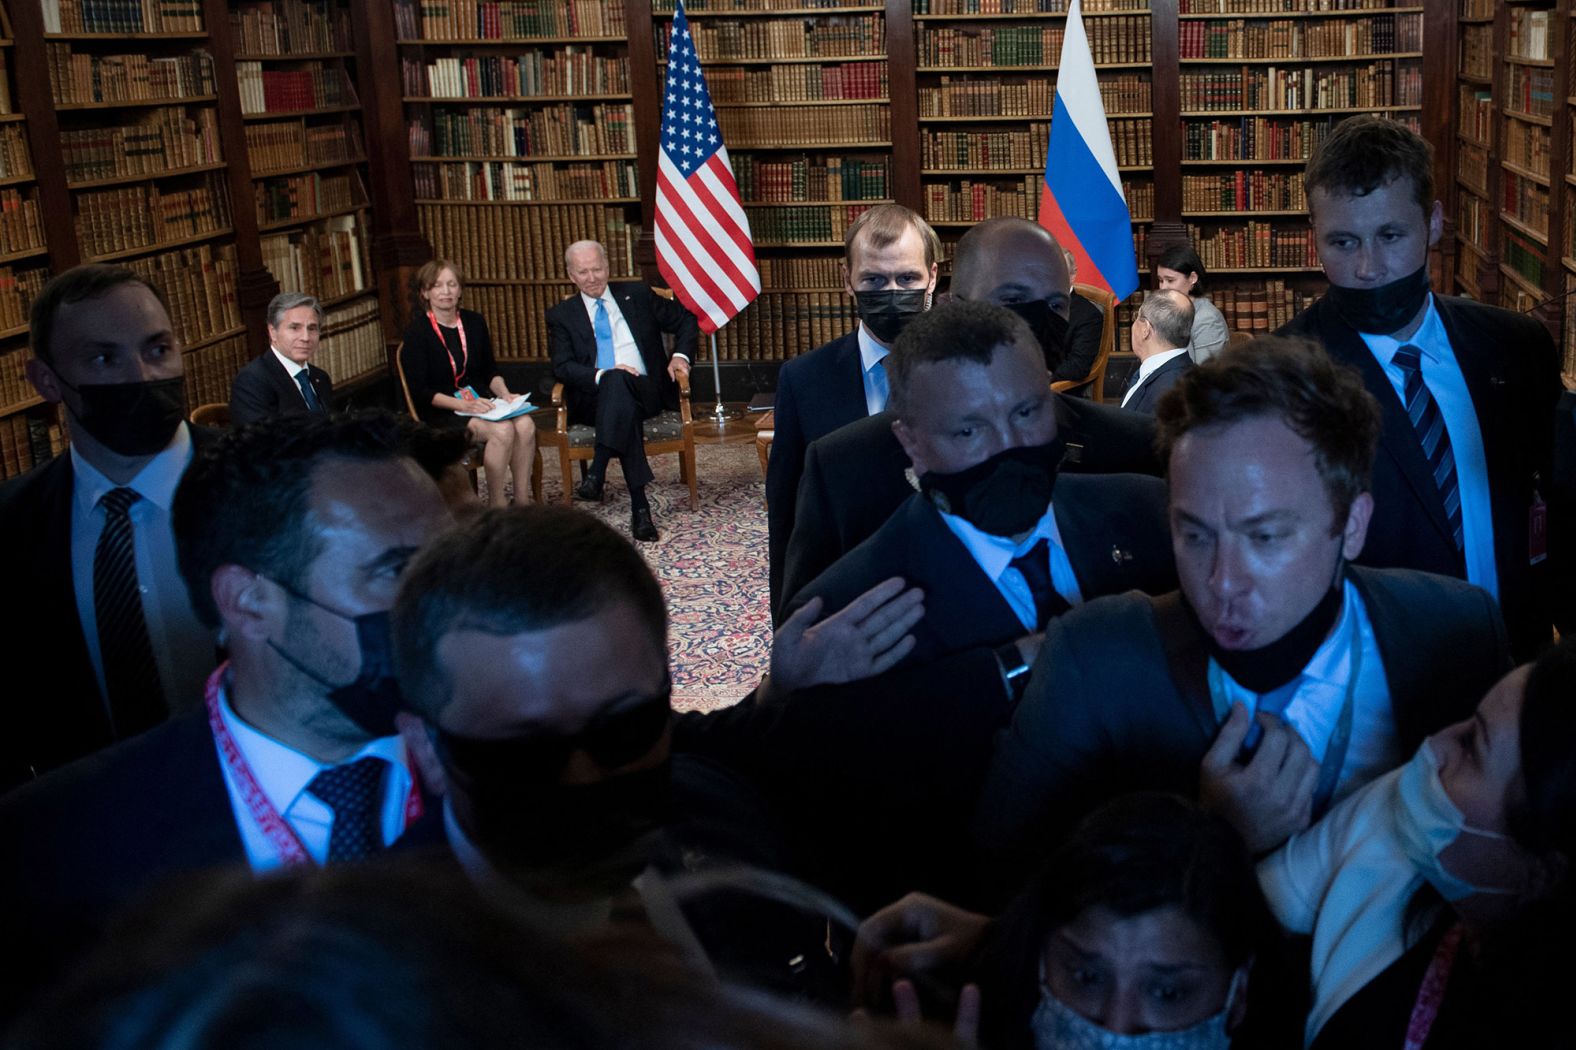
[94,487,167,735]
[1392,344,1463,551]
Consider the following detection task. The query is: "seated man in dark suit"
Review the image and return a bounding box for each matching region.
[229,292,333,427]
[1055,246,1108,386]
[779,216,1163,605]
[546,240,698,542]
[974,337,1512,898]
[0,414,452,1004]
[1119,288,1195,413]
[766,204,941,618]
[0,264,216,790]
[1277,115,1567,659]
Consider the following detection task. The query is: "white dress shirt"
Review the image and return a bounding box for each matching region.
[938,501,1083,632]
[1120,345,1190,408]
[855,324,892,416]
[1358,294,1498,599]
[70,422,213,719]
[583,290,689,384]
[1210,578,1398,803]
[270,346,314,406]
[212,678,414,873]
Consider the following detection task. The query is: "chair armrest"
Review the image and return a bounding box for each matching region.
[1050,379,1079,393]
[551,382,569,434]
[675,370,693,425]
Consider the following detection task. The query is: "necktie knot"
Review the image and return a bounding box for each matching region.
[295,369,323,413]
[1393,344,1423,374]
[307,756,390,862]
[100,486,140,518]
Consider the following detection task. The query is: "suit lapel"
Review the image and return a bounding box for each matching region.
[903,500,1025,650]
[1054,478,1123,597]
[830,333,871,422]
[1347,566,1430,745]
[1434,297,1510,500]
[562,293,597,363]
[1146,592,1219,739]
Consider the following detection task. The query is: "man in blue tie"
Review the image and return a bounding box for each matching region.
[1278,116,1568,660]
[229,293,335,427]
[547,241,699,542]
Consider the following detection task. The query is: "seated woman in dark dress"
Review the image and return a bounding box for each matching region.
[400,259,536,507]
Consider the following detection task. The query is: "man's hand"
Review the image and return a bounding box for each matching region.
[1199,703,1319,854]
[770,577,923,692]
[667,356,690,381]
[853,892,991,1008]
[616,363,642,376]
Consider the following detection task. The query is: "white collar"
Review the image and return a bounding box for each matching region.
[1355,293,1451,368]
[71,421,192,519]
[938,500,1063,584]
[581,290,613,312]
[1134,345,1190,383]
[270,346,308,378]
[856,323,890,374]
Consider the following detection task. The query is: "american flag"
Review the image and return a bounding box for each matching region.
[654,0,760,334]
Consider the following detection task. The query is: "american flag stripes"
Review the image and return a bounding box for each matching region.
[654,0,761,334]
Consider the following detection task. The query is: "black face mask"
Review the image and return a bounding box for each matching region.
[1201,579,1346,694]
[1325,264,1431,335]
[1002,299,1071,369]
[268,588,404,737]
[57,375,186,457]
[855,288,927,344]
[919,439,1066,538]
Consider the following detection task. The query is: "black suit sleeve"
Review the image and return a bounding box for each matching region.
[649,287,700,360]
[766,363,808,618]
[228,359,278,427]
[1054,295,1104,382]
[401,316,448,417]
[548,300,600,395]
[780,439,843,612]
[312,366,334,406]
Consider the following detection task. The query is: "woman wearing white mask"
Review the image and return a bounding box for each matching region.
[1258,638,1576,1049]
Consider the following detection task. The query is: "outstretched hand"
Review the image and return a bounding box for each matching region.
[770,577,924,692]
[852,892,991,1009]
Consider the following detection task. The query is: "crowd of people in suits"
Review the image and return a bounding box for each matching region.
[1,115,1574,1050]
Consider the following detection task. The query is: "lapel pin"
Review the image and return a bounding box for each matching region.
[1110,546,1133,565]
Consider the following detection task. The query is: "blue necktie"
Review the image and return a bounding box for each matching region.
[1392,345,1463,551]
[1008,538,1071,630]
[306,756,389,863]
[868,357,890,413]
[594,298,616,371]
[295,369,323,413]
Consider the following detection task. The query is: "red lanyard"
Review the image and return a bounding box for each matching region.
[427,310,468,387]
[1403,921,1464,1050]
[203,663,423,867]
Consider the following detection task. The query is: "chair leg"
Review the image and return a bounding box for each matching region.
[530,447,543,503]
[559,447,575,505]
[685,447,698,511]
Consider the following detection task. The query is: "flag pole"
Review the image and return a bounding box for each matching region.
[709,332,737,424]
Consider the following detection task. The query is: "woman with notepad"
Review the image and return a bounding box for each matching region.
[401,259,537,506]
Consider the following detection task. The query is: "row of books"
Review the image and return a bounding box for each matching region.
[1457,140,1488,197]
[1504,118,1551,179]
[918,75,1151,117]
[0,265,47,334]
[707,61,886,104]
[657,0,889,9]
[59,106,221,184]
[756,255,842,289]
[1507,66,1556,120]
[411,158,639,200]
[0,51,11,115]
[1458,0,1493,17]
[1188,221,1319,269]
[236,63,356,115]
[1178,61,1418,111]
[1458,86,1490,145]
[315,297,384,383]
[417,202,638,280]
[393,0,626,41]
[49,47,217,106]
[256,170,366,224]
[1182,115,1350,161]
[1508,7,1552,63]
[1456,189,1487,249]
[733,155,890,203]
[229,0,353,57]
[74,177,232,259]
[1178,12,1419,59]
[0,189,46,257]
[923,175,1039,223]
[1207,277,1317,334]
[1502,228,1545,292]
[748,202,874,243]
[460,282,574,359]
[1459,23,1491,82]
[0,344,38,409]
[921,118,1153,168]
[127,242,243,348]
[913,0,1150,12]
[414,104,634,159]
[1502,172,1550,239]
[40,0,203,35]
[0,413,65,481]
[0,126,32,183]
[714,292,859,361]
[405,50,630,99]
[259,214,370,301]
[717,104,889,145]
[1181,170,1306,211]
[180,333,250,409]
[1177,0,1396,11]
[246,119,363,174]
[659,16,884,62]
[917,22,1150,67]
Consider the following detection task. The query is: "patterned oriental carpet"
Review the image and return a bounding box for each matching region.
[527,442,769,713]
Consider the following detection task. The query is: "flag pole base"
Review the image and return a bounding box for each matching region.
[709,401,741,424]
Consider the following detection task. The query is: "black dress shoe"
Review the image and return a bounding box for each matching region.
[631,506,659,542]
[574,473,604,501]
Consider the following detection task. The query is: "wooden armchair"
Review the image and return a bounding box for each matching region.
[394,342,543,502]
[549,370,698,510]
[1052,283,1117,401]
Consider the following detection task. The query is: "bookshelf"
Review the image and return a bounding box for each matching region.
[395,0,642,360]
[229,0,382,386]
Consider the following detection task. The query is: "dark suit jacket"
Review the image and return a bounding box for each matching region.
[1122,350,1193,414]
[1054,291,1105,384]
[780,396,1163,606]
[766,330,867,618]
[0,424,219,791]
[973,565,1512,897]
[784,472,1176,670]
[546,282,699,421]
[1279,295,1566,658]
[228,350,333,427]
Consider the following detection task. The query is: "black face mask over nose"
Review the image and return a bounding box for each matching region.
[1325,264,1431,335]
[919,439,1067,538]
[57,375,187,456]
[855,289,928,344]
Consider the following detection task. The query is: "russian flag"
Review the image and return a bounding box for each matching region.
[1038,0,1139,300]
